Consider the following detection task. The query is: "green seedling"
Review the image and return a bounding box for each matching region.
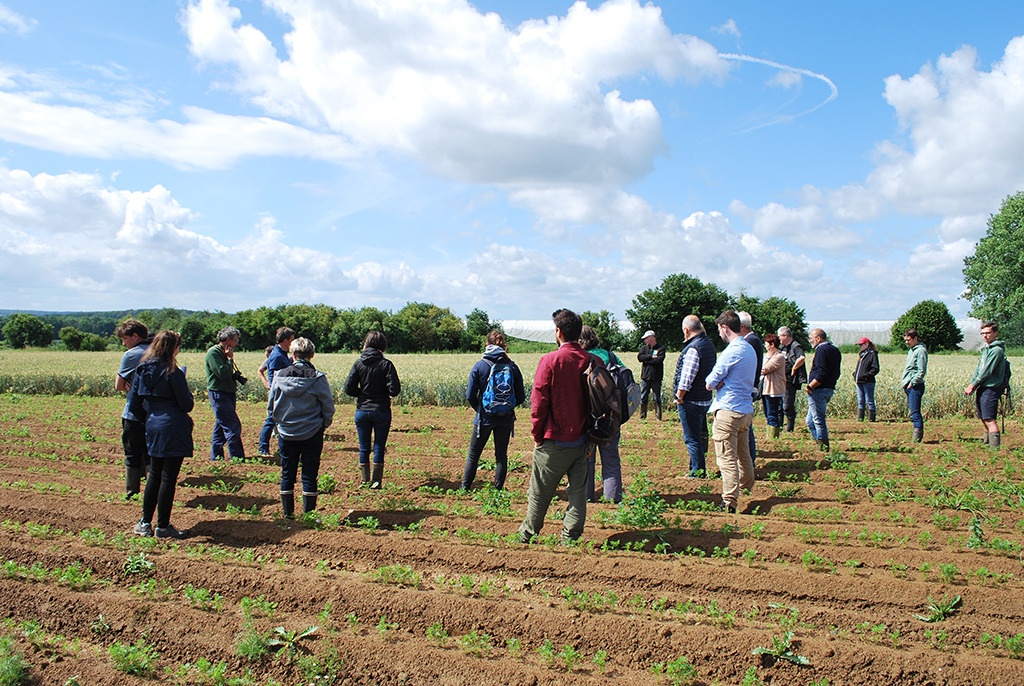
[913,594,962,622]
[267,625,318,660]
[752,631,810,665]
[650,655,698,685]
[108,639,159,677]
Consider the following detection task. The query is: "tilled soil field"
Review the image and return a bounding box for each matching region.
[1,394,1024,685]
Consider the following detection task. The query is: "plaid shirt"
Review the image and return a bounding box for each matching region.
[676,347,712,407]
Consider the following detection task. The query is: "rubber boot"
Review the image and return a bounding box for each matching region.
[816,439,830,452]
[370,463,384,490]
[990,432,1001,451]
[785,418,795,433]
[655,404,662,422]
[640,400,647,421]
[868,410,876,423]
[125,467,143,499]
[302,493,318,513]
[912,427,923,443]
[280,492,295,519]
[359,463,371,487]
[856,408,865,422]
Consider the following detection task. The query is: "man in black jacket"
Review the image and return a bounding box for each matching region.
[805,329,842,452]
[638,330,667,420]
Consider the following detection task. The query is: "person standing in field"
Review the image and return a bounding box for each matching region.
[637,329,666,421]
[704,310,757,514]
[258,327,296,458]
[778,326,807,433]
[344,331,401,489]
[517,308,591,543]
[115,319,152,499]
[760,333,786,439]
[805,328,842,452]
[579,325,625,504]
[901,329,928,443]
[853,337,880,422]
[461,330,525,492]
[206,326,246,461]
[269,337,335,517]
[129,330,193,539]
[739,312,763,467]
[674,315,716,477]
[964,321,1008,450]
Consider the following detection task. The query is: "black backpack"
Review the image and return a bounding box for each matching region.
[582,355,621,445]
[606,355,641,423]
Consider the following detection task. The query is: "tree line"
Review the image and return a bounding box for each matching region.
[0,275,975,354]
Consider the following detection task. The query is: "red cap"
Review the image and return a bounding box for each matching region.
[857,337,871,345]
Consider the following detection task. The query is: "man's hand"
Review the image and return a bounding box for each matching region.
[964,383,974,396]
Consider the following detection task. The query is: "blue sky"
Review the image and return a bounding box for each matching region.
[2,1,1024,324]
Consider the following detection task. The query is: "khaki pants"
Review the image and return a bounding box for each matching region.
[518,439,588,542]
[712,409,754,510]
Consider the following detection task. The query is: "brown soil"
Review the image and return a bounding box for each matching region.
[1,394,1023,685]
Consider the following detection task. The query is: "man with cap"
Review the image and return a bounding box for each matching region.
[637,330,667,420]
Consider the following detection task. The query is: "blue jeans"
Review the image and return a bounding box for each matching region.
[762,396,783,427]
[209,391,245,459]
[354,409,392,464]
[905,383,924,429]
[584,426,622,503]
[678,402,709,476]
[279,428,323,496]
[856,382,876,411]
[805,388,835,442]
[258,406,278,454]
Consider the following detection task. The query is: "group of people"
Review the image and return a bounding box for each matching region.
[116,321,401,538]
[114,312,1010,544]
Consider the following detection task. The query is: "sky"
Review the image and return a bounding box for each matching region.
[2,1,1024,325]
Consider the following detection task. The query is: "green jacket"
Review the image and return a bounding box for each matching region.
[901,343,928,387]
[205,344,237,394]
[970,340,1007,390]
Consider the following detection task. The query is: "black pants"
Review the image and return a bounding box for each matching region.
[279,429,324,496]
[142,455,184,528]
[462,423,513,490]
[122,418,149,469]
[783,383,801,427]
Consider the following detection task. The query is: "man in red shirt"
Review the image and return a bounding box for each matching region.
[517,309,591,543]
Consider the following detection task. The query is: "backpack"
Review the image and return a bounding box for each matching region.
[582,355,621,445]
[606,354,641,423]
[480,360,516,416]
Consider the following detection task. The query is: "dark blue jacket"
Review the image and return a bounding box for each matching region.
[809,341,842,390]
[129,359,194,458]
[466,346,526,427]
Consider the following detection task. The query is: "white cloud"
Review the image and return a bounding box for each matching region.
[730,200,860,250]
[0,4,35,35]
[181,0,729,184]
[873,37,1024,215]
[712,19,740,39]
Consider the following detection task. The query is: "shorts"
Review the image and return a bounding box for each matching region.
[976,387,1001,421]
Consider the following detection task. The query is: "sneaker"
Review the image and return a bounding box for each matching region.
[716,501,737,514]
[258,451,272,459]
[154,524,188,539]
[133,521,153,537]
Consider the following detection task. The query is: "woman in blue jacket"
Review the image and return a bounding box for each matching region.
[129,330,194,539]
[461,330,526,491]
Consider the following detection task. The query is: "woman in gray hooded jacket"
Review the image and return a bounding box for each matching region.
[269,337,335,517]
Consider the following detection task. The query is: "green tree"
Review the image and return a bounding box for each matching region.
[60,326,85,351]
[390,302,466,352]
[963,190,1024,345]
[733,294,809,350]
[2,313,53,348]
[890,300,963,351]
[581,310,628,352]
[80,332,110,351]
[626,273,731,350]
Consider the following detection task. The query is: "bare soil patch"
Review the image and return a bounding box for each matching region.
[1,394,1023,684]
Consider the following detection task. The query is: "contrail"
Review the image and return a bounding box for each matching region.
[719,52,839,131]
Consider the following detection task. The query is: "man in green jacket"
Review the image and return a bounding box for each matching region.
[900,329,928,443]
[964,321,1008,450]
[206,326,246,460]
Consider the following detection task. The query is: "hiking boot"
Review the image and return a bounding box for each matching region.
[716,501,737,514]
[133,520,153,537]
[155,524,188,539]
[856,408,865,422]
[868,410,876,422]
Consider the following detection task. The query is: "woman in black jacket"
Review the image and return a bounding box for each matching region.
[129,330,194,539]
[853,337,880,422]
[344,331,401,489]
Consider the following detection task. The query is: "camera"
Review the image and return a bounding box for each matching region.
[233,370,248,385]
